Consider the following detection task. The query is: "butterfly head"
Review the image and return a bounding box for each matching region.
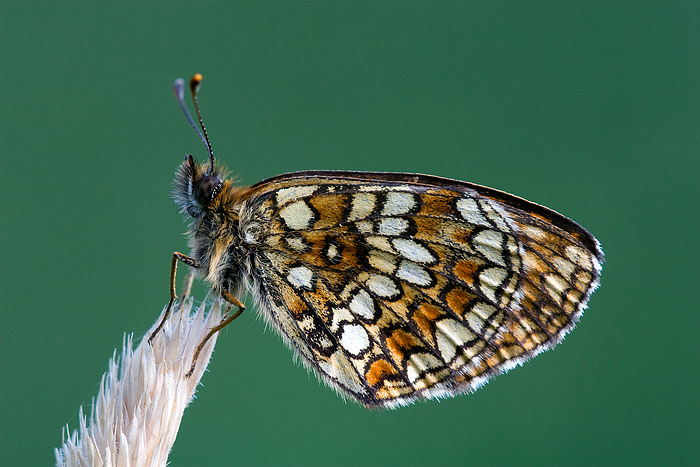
[174,154,226,218]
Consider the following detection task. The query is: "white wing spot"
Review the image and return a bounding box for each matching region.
[378,217,409,236]
[319,351,367,394]
[392,238,435,264]
[467,302,498,334]
[456,197,490,226]
[475,301,498,320]
[340,324,370,355]
[368,249,397,275]
[436,318,476,362]
[287,266,313,289]
[506,236,522,269]
[479,267,508,303]
[381,191,416,216]
[330,307,355,332]
[347,193,377,221]
[396,260,432,286]
[286,236,307,252]
[544,272,569,303]
[327,243,339,259]
[481,199,511,232]
[349,289,377,319]
[367,236,394,253]
[356,220,373,234]
[279,200,314,230]
[275,185,318,205]
[406,353,444,382]
[551,255,576,280]
[366,274,399,297]
[467,310,484,333]
[473,230,506,266]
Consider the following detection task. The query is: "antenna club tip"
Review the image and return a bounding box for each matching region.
[190,74,203,92]
[173,78,186,97]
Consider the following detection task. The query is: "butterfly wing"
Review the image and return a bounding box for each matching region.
[238,171,603,408]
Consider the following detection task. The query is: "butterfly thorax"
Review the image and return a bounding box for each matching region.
[174,154,252,296]
[192,182,252,293]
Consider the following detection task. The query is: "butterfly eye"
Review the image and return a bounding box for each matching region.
[194,175,222,206]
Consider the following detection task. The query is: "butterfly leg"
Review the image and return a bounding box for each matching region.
[148,252,201,345]
[185,291,246,377]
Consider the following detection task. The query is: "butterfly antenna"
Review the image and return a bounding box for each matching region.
[173,75,215,174]
[189,74,215,174]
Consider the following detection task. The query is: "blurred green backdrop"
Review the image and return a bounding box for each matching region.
[1,2,698,466]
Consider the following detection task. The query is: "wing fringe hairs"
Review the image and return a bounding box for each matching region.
[55,286,223,467]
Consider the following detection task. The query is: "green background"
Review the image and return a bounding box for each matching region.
[1,2,698,466]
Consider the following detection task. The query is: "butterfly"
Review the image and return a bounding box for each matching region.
[149,74,603,409]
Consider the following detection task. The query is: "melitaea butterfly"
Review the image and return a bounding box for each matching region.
[150,75,603,408]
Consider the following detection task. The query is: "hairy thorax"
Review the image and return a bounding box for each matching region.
[188,182,252,296]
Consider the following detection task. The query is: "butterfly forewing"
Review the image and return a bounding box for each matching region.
[238,171,603,408]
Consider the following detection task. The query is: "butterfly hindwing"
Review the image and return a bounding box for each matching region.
[238,171,602,408]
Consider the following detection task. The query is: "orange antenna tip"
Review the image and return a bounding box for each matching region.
[190,74,203,93]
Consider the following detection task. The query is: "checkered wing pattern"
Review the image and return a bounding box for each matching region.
[240,171,603,408]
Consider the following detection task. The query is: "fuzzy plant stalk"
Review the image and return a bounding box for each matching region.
[55,277,223,467]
